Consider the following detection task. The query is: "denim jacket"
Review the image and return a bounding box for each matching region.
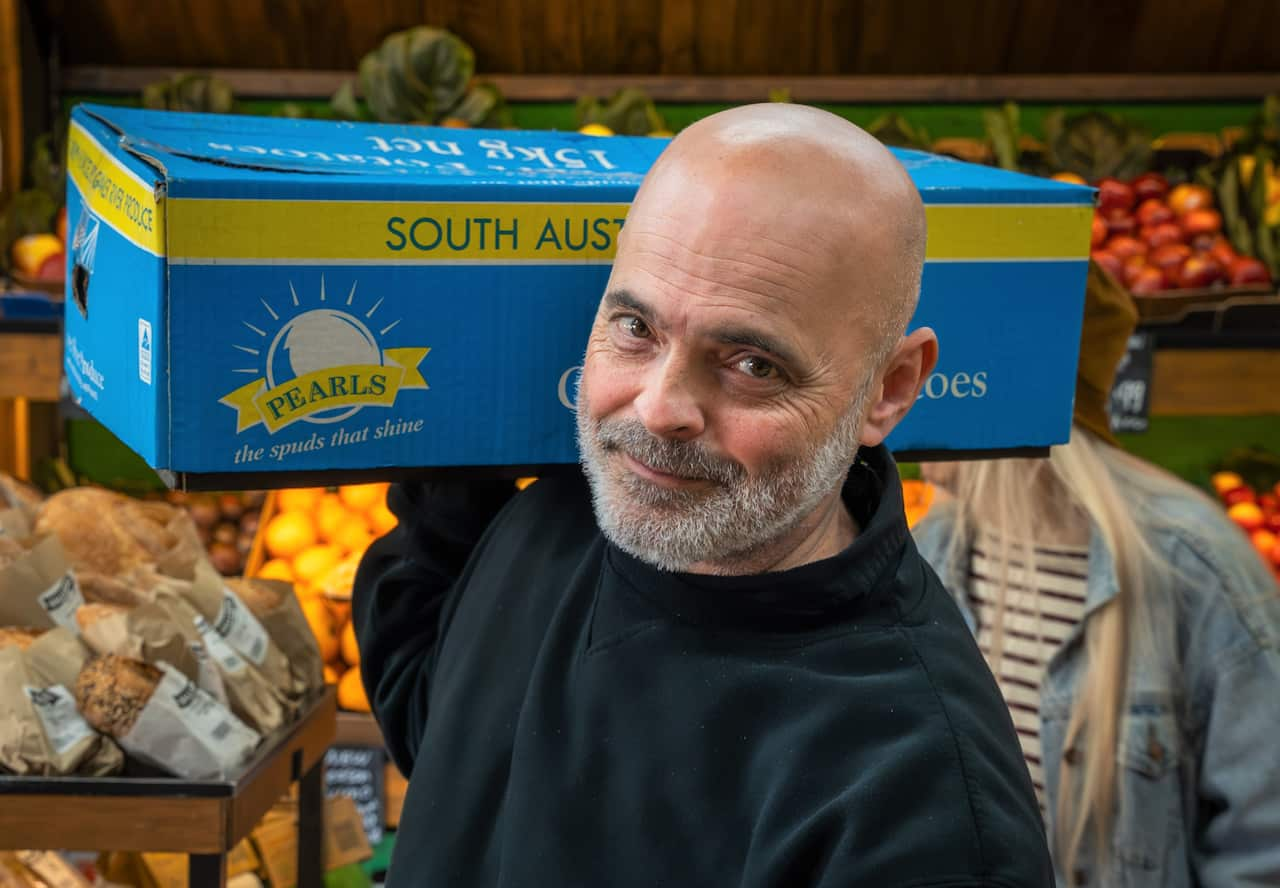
[913,493,1280,888]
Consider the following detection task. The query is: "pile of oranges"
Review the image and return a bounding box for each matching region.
[902,479,936,530]
[254,483,397,712]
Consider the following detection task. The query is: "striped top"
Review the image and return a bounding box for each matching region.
[968,535,1090,812]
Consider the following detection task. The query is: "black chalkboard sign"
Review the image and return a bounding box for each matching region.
[325,745,385,845]
[1109,332,1154,435]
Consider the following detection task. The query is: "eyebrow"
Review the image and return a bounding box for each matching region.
[602,288,804,371]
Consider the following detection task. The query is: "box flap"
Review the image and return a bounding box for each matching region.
[75,104,667,200]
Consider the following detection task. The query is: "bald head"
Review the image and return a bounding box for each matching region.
[627,104,927,353]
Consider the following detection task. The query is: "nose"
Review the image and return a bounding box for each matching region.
[632,355,706,441]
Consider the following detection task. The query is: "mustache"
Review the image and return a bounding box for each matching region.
[593,419,744,486]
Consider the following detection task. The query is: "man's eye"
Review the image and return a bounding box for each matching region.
[618,316,651,339]
[736,355,779,379]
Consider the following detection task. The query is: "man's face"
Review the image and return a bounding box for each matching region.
[576,162,891,572]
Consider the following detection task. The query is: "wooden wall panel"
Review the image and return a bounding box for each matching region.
[37,0,1280,77]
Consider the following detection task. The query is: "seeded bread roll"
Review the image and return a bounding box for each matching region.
[74,654,161,737]
[223,576,287,618]
[0,626,44,651]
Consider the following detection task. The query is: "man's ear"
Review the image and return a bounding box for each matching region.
[859,328,939,448]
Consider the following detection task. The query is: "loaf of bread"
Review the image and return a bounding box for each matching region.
[0,473,44,515]
[74,602,129,634]
[36,489,151,577]
[0,535,25,569]
[0,626,44,651]
[74,654,161,737]
[223,577,287,619]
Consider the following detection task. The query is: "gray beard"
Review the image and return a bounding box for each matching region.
[576,381,870,573]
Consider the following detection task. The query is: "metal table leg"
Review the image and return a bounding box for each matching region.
[188,852,227,888]
[297,760,326,888]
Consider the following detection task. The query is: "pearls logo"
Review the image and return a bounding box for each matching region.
[220,277,430,434]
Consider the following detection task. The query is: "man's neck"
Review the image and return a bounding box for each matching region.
[690,488,858,576]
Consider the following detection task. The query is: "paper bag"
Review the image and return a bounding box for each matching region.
[0,536,82,632]
[0,646,122,776]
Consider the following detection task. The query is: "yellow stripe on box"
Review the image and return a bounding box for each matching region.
[168,198,1093,264]
[67,121,165,256]
[169,199,632,263]
[924,204,1094,261]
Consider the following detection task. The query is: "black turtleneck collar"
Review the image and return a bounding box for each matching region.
[601,444,916,635]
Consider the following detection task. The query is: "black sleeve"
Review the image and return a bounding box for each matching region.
[352,478,515,776]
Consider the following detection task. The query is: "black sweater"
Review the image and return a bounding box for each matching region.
[353,446,1052,887]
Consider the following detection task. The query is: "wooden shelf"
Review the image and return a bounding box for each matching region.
[61,67,1280,104]
[334,711,385,748]
[0,688,337,888]
[0,329,60,401]
[1151,348,1280,417]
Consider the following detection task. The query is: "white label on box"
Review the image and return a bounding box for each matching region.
[38,572,84,633]
[193,614,248,674]
[214,590,270,666]
[24,684,96,755]
[138,318,153,385]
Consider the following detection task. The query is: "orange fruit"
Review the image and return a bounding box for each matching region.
[514,477,538,491]
[300,597,339,661]
[339,483,387,513]
[367,501,398,536]
[257,558,295,583]
[292,544,344,585]
[323,663,343,685]
[340,619,360,667]
[338,665,371,712]
[315,493,349,543]
[277,487,326,513]
[332,514,374,556]
[264,510,317,559]
[326,598,352,628]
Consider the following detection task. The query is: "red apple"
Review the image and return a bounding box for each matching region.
[1253,529,1278,562]
[1259,492,1279,515]
[1229,502,1266,532]
[1121,254,1149,287]
[35,251,64,282]
[1227,255,1270,286]
[1176,252,1225,288]
[1135,198,1175,228]
[1212,471,1246,496]
[1098,178,1136,214]
[1107,235,1146,260]
[1129,265,1166,294]
[1208,236,1238,269]
[1189,232,1218,253]
[1106,211,1137,238]
[1091,214,1108,249]
[1131,172,1169,203]
[1149,242,1192,274]
[1268,513,1280,536]
[1092,250,1124,281]
[1181,208,1223,238]
[1167,183,1214,215]
[1271,539,1280,569]
[1224,485,1258,507]
[1142,222,1185,250]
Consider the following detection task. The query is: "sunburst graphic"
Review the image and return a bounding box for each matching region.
[222,274,429,433]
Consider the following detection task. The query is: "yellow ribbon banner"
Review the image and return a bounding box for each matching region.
[220,347,428,433]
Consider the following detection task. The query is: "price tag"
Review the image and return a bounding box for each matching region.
[24,685,96,755]
[38,573,84,633]
[1109,332,1153,434]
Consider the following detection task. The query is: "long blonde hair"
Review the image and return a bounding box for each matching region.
[932,426,1194,882]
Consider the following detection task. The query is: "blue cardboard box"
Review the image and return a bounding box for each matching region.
[63,104,1093,487]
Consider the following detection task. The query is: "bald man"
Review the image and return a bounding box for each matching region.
[354,105,1052,887]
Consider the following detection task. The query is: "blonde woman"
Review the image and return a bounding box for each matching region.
[914,264,1280,887]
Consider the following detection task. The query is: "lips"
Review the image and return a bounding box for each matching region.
[619,452,707,487]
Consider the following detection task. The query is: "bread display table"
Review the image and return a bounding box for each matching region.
[0,687,337,888]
